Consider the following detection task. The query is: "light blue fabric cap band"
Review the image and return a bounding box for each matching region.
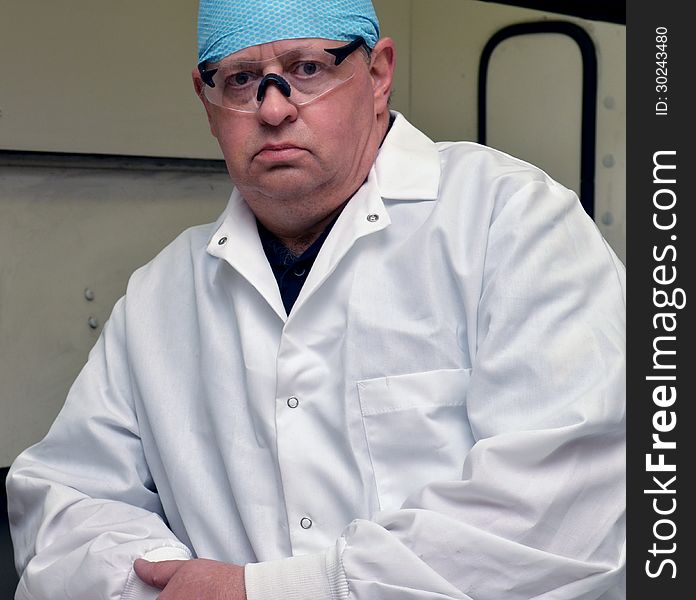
[198,0,380,64]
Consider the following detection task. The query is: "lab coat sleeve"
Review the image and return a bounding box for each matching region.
[245,179,626,600]
[7,296,192,600]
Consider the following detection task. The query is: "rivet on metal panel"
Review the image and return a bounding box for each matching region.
[602,212,614,226]
[602,155,615,168]
[88,317,99,329]
[84,288,95,301]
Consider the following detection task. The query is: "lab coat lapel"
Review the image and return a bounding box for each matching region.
[374,112,440,201]
[288,170,390,318]
[288,113,441,318]
[207,190,287,321]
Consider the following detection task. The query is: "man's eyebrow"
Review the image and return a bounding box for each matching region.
[219,59,265,71]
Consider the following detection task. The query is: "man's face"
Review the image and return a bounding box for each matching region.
[194,37,395,232]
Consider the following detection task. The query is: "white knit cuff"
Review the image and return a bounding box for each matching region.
[121,545,192,600]
[245,545,349,600]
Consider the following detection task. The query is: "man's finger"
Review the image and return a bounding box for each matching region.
[133,558,186,589]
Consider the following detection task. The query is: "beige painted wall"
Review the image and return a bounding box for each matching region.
[0,0,219,158]
[0,1,626,465]
[0,162,231,465]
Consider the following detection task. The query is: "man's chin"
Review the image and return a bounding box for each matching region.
[253,175,327,203]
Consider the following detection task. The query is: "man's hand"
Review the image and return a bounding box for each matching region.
[133,558,246,599]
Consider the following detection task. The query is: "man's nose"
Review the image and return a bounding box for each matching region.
[256,79,298,126]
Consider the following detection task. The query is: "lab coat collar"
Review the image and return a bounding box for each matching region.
[206,174,391,322]
[206,112,440,320]
[208,192,287,320]
[373,111,440,201]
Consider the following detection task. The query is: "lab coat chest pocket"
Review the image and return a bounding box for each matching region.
[357,368,474,511]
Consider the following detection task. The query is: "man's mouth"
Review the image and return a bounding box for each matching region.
[255,143,307,161]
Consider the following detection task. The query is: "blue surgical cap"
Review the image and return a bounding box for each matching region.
[198,0,380,64]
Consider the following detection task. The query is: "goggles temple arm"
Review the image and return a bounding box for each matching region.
[324,36,367,65]
[198,64,218,88]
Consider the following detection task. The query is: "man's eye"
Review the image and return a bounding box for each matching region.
[228,72,253,86]
[297,62,320,76]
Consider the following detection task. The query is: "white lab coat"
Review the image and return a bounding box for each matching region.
[8,113,626,600]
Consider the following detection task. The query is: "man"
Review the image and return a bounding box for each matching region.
[7,1,626,598]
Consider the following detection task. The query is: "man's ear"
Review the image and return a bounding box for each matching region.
[192,68,219,138]
[369,37,396,116]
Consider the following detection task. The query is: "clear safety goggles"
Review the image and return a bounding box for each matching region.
[198,37,366,113]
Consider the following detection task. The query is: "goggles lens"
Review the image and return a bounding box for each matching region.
[201,43,361,112]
